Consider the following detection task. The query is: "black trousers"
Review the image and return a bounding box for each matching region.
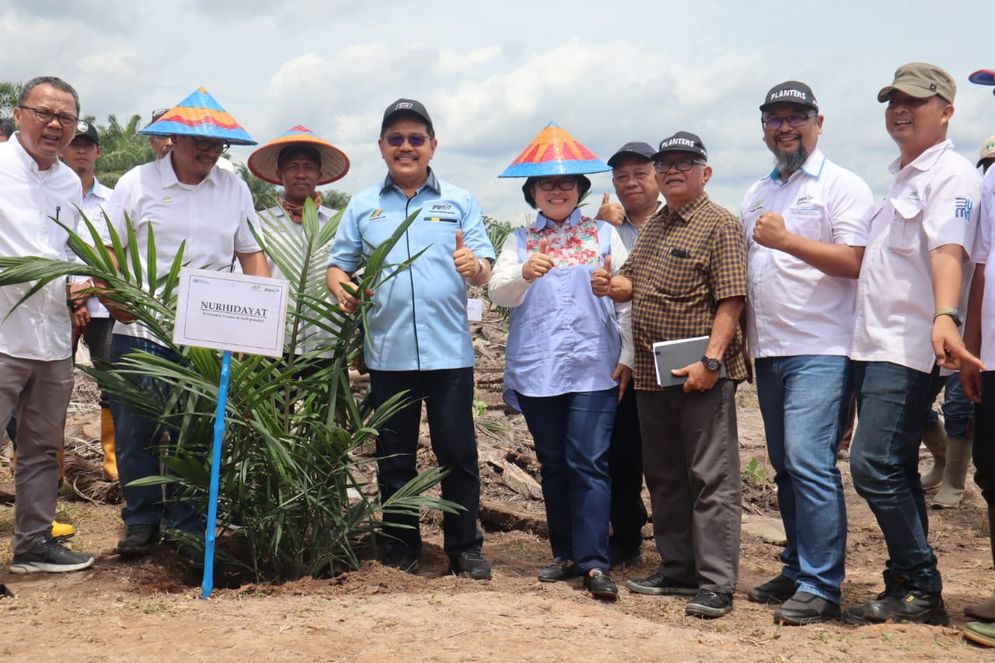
[369,368,483,557]
[609,387,647,552]
[973,372,995,508]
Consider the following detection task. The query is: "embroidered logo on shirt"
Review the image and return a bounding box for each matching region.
[796,194,813,206]
[369,208,385,220]
[955,197,974,221]
[748,198,764,213]
[423,216,457,223]
[429,202,455,214]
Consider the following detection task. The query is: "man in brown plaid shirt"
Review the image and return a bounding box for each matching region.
[591,131,747,618]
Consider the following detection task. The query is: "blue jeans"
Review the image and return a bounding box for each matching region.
[923,373,973,439]
[110,334,201,533]
[850,361,942,593]
[756,355,850,603]
[517,389,616,573]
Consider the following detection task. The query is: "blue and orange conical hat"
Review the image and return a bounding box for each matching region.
[248,125,350,185]
[970,69,995,96]
[141,86,256,145]
[499,121,609,178]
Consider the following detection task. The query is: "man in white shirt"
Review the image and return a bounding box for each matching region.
[0,76,94,573]
[99,87,269,560]
[741,81,873,625]
[845,63,982,627]
[959,66,995,646]
[61,119,117,481]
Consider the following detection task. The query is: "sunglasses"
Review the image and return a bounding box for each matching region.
[384,133,429,148]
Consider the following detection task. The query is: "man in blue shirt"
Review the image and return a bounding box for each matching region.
[327,98,495,579]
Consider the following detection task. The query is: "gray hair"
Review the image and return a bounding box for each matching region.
[18,76,80,115]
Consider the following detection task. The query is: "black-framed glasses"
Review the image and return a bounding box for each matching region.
[385,133,428,148]
[762,113,816,130]
[885,96,932,110]
[535,177,578,192]
[653,158,705,173]
[189,137,230,153]
[18,105,78,128]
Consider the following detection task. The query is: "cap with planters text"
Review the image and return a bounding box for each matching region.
[760,81,818,112]
[877,62,956,103]
[382,98,433,134]
[607,141,656,167]
[73,120,99,145]
[652,131,708,162]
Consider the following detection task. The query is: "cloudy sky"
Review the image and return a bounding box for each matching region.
[4,0,992,223]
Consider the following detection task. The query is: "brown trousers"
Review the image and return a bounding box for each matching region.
[637,379,742,594]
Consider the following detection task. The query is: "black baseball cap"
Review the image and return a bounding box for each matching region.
[381,98,433,134]
[607,141,655,167]
[652,131,708,162]
[72,120,99,145]
[759,81,819,112]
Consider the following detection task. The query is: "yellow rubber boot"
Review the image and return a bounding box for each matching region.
[100,407,118,482]
[51,520,76,539]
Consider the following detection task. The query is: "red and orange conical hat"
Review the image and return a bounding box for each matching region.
[248,125,350,185]
[499,121,609,178]
[141,86,256,145]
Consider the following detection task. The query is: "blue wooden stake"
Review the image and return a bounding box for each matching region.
[201,350,232,600]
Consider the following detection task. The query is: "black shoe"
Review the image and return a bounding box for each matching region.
[381,548,420,574]
[115,525,161,557]
[686,589,733,619]
[584,569,618,601]
[842,588,949,626]
[609,543,642,568]
[9,538,94,574]
[773,591,841,625]
[538,557,578,582]
[748,574,796,605]
[625,571,697,596]
[449,550,492,580]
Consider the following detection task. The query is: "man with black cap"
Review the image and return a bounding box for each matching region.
[593,141,659,566]
[327,98,495,580]
[61,119,118,481]
[844,63,982,626]
[740,81,873,625]
[594,131,747,618]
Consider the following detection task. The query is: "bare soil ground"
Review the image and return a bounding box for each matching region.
[2,324,994,661]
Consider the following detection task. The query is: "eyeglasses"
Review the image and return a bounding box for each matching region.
[762,113,816,130]
[653,158,705,173]
[188,137,230,153]
[384,133,429,148]
[535,178,578,192]
[886,96,932,110]
[18,105,78,128]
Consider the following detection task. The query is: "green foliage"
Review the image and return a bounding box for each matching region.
[0,203,457,581]
[483,215,514,322]
[95,114,156,187]
[0,81,21,118]
[743,457,768,486]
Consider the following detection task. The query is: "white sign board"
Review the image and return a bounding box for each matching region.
[173,268,289,357]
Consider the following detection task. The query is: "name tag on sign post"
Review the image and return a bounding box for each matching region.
[173,268,289,357]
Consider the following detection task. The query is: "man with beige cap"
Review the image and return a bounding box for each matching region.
[979,135,995,175]
[844,63,982,626]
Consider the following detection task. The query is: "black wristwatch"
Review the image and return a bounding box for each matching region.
[700,355,722,372]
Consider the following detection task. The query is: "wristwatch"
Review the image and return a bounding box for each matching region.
[700,355,722,372]
[933,307,963,327]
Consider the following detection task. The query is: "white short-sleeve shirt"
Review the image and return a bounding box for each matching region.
[741,150,873,357]
[850,140,981,373]
[101,156,262,341]
[0,133,82,361]
[972,166,995,367]
[76,178,114,318]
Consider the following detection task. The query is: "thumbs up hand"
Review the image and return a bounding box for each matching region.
[453,228,482,279]
[522,237,555,281]
[596,192,626,227]
[591,254,613,297]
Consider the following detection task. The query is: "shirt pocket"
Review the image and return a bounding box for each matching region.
[658,250,701,296]
[886,196,923,254]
